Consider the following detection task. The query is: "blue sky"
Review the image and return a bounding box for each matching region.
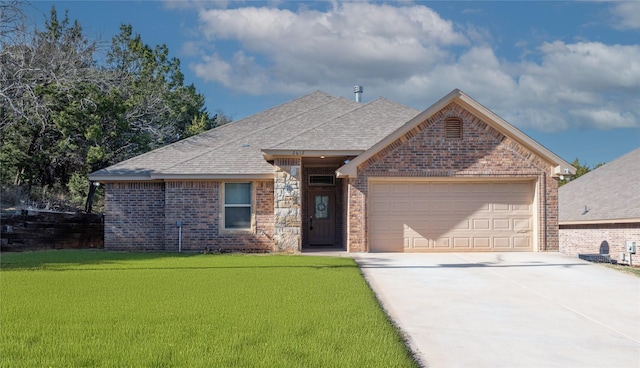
[26,1,640,166]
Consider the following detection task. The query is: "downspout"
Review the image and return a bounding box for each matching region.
[542,173,547,251]
[176,220,182,252]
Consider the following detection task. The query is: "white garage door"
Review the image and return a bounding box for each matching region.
[369,181,535,252]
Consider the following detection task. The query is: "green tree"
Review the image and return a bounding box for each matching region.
[0,6,97,188]
[1,5,227,211]
[558,158,605,186]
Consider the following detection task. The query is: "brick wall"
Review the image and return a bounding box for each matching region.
[104,180,274,252]
[347,102,558,252]
[560,223,640,264]
[105,182,165,250]
[164,181,218,251]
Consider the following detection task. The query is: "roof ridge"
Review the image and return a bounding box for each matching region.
[373,96,421,113]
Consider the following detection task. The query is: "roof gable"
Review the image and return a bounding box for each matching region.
[559,147,640,223]
[337,89,575,178]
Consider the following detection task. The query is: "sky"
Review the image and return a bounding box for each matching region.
[25,1,640,166]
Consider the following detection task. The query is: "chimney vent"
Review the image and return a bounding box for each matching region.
[353,86,363,102]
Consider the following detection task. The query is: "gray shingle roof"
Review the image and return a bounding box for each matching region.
[89,91,420,180]
[559,147,640,223]
[270,98,419,151]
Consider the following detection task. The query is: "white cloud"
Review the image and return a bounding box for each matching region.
[610,2,640,29]
[191,2,466,94]
[570,108,637,129]
[187,2,640,132]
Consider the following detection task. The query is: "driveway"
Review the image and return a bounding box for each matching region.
[353,252,640,368]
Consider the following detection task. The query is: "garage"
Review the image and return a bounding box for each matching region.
[369,180,535,252]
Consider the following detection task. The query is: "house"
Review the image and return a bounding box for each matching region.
[559,147,640,264]
[89,89,575,253]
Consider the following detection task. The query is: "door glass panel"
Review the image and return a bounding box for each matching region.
[315,195,329,219]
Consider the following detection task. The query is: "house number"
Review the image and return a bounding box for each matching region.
[291,150,305,155]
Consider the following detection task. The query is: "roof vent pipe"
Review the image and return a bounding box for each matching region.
[353,86,363,103]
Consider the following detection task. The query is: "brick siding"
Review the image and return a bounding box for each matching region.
[104,180,274,251]
[560,223,640,264]
[347,102,559,252]
[104,182,165,250]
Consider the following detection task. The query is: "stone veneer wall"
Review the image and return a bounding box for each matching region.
[560,223,640,264]
[104,180,274,251]
[104,182,165,250]
[347,102,559,252]
[273,158,302,252]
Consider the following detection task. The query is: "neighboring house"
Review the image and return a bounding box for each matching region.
[89,89,575,253]
[559,147,640,264]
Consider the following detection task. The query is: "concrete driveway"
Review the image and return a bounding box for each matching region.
[353,252,640,368]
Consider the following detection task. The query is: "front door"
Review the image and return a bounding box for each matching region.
[308,191,336,245]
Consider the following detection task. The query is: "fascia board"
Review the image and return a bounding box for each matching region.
[560,218,640,225]
[88,174,152,182]
[150,173,274,180]
[262,149,363,161]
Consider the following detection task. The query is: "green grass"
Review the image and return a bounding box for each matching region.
[0,250,417,367]
[604,263,640,278]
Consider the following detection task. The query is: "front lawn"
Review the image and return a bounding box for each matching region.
[0,250,417,367]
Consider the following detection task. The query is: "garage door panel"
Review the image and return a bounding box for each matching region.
[412,238,430,248]
[434,238,450,248]
[426,183,450,194]
[371,183,390,195]
[391,201,411,212]
[370,200,390,212]
[493,218,511,230]
[473,238,491,248]
[513,237,531,248]
[514,218,531,231]
[493,237,512,248]
[453,220,471,230]
[392,183,410,194]
[453,238,471,248]
[370,181,534,252]
[473,219,490,230]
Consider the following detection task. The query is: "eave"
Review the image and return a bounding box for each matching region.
[559,218,640,226]
[90,173,274,183]
[262,149,363,161]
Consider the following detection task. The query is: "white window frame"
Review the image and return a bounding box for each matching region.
[221,182,255,233]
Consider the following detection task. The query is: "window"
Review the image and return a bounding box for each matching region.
[444,117,463,139]
[224,182,252,229]
[309,175,335,186]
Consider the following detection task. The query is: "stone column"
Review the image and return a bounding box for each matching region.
[273,158,302,253]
